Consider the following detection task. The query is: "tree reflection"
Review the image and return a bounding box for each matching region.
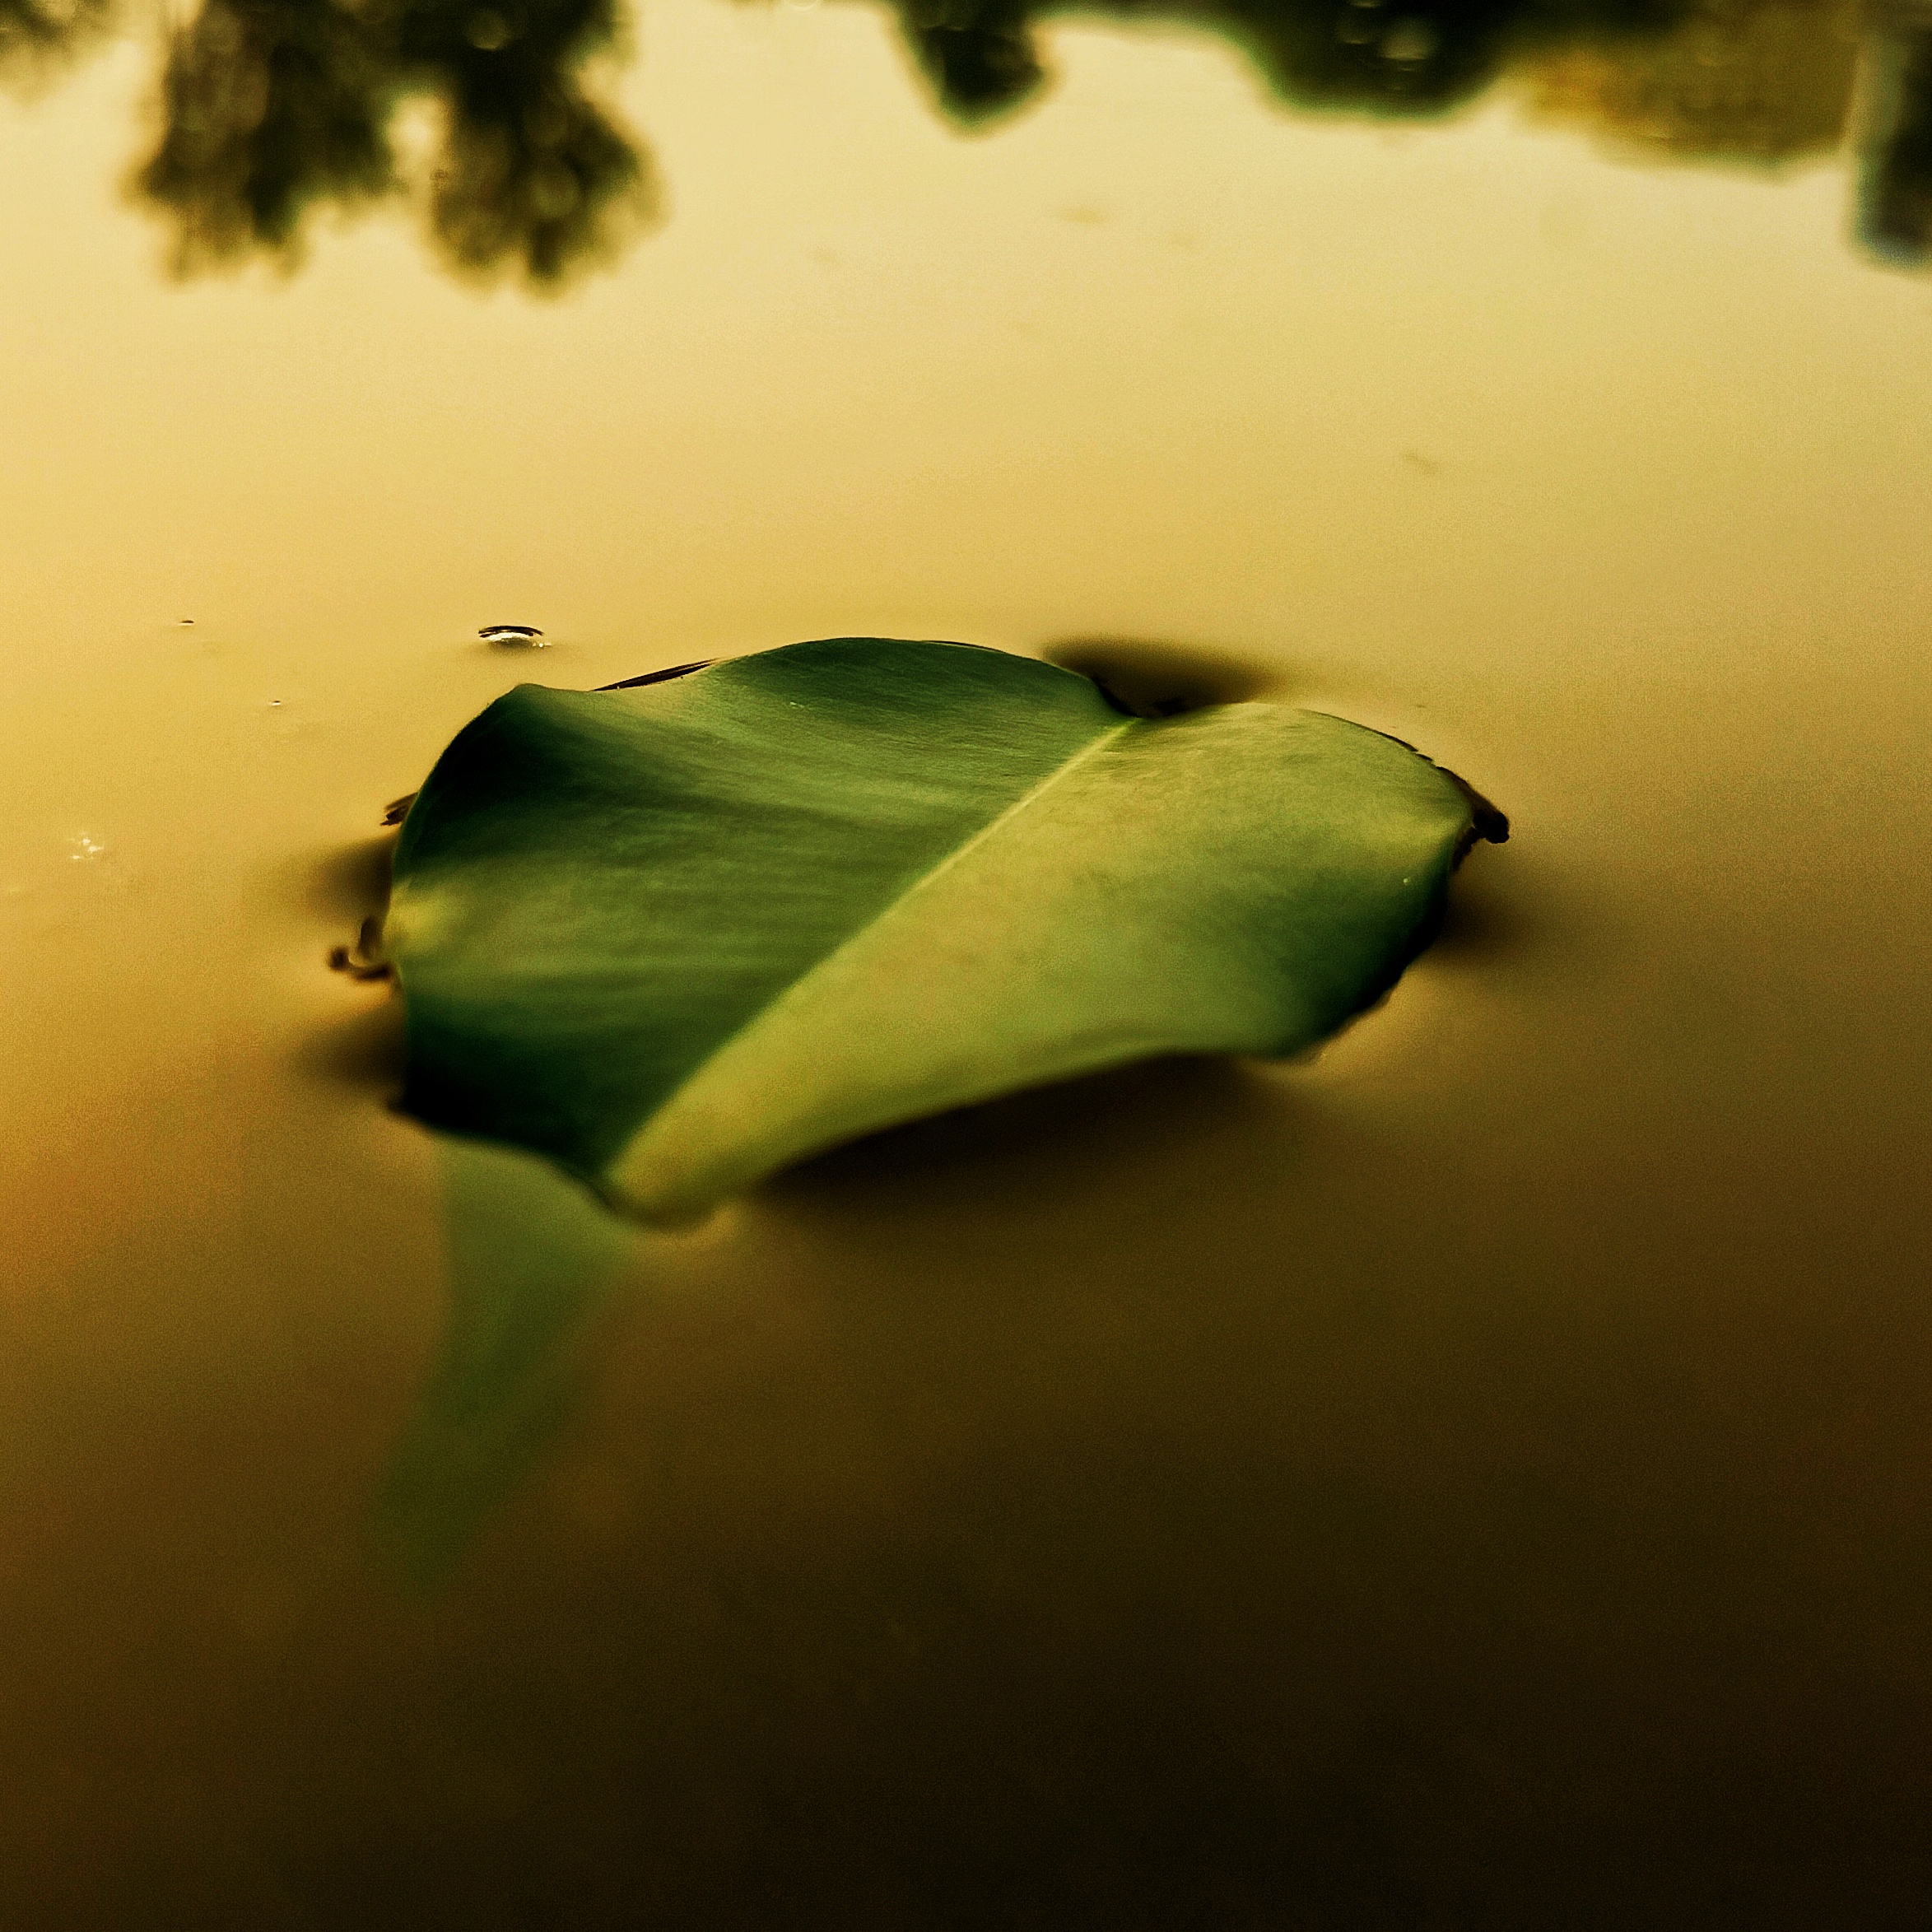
[1857,4,1932,261]
[132,0,651,284]
[891,0,1694,128]
[7,0,1925,294]
[0,0,115,86]
[137,0,396,268]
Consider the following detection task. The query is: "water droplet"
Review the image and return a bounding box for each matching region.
[481,624,547,647]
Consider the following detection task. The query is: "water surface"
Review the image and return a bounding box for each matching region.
[3,5,1930,1925]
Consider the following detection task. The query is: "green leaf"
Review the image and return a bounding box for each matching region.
[384,637,1503,1223]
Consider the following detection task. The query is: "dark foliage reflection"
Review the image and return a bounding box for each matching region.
[0,0,115,85]
[1859,4,1932,259]
[893,0,1688,125]
[6,0,1926,291]
[133,0,651,283]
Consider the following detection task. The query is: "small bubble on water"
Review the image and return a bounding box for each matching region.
[481,624,547,647]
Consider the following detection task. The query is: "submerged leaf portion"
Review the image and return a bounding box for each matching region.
[385,637,1501,1222]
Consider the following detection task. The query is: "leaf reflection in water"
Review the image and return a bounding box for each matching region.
[375,1136,644,1586]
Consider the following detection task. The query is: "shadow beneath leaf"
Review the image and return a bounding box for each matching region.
[766,1053,1298,1232]
[300,991,408,1090]
[301,833,397,929]
[295,831,407,1090]
[1423,855,1548,969]
[1425,861,1511,958]
[1045,636,1287,716]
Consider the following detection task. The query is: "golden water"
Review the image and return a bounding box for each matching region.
[3,4,1930,1924]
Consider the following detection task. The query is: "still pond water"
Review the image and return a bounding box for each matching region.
[3,1,1930,1925]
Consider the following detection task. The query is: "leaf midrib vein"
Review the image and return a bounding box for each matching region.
[620,715,1138,1158]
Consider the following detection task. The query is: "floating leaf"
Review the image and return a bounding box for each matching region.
[383,637,1504,1223]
